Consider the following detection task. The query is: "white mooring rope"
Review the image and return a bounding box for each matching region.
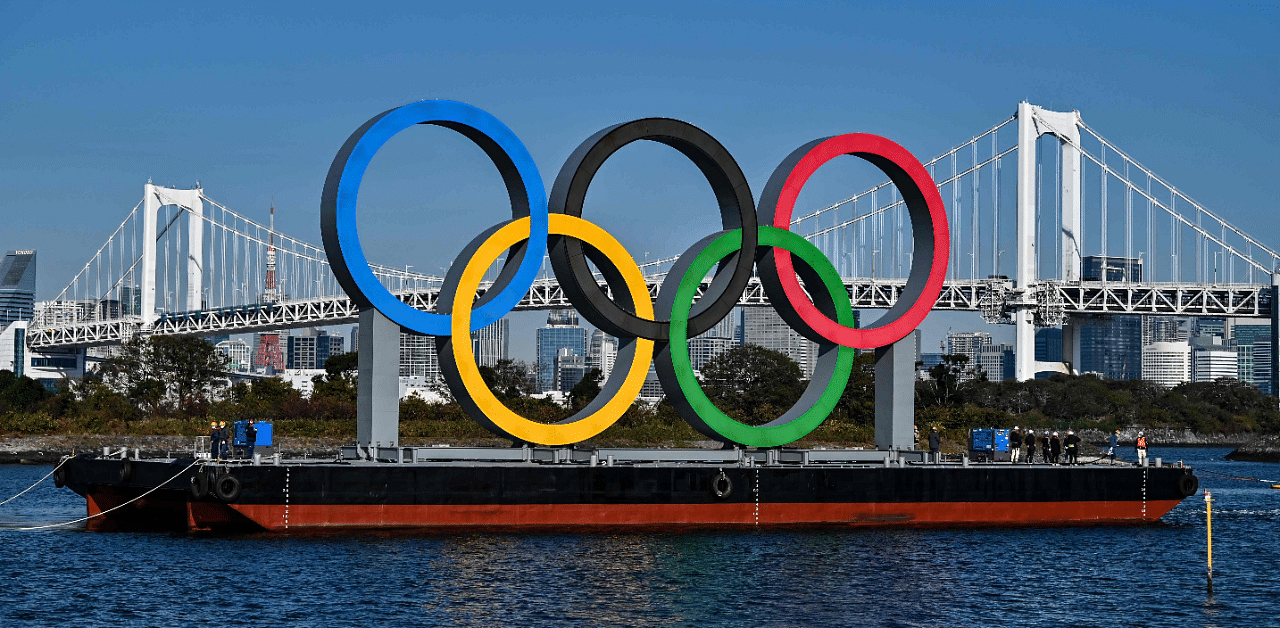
[0,456,71,507]
[11,460,200,531]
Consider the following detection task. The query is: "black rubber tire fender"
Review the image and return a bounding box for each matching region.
[119,459,136,483]
[213,472,241,502]
[1178,473,1199,497]
[53,464,67,489]
[190,470,211,499]
[711,470,733,499]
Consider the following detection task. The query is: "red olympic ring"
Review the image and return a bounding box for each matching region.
[763,133,949,348]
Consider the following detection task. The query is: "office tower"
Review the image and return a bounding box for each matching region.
[216,339,252,373]
[1035,328,1063,363]
[588,329,617,380]
[536,310,587,392]
[1142,341,1192,388]
[742,307,815,378]
[287,328,342,370]
[472,318,509,368]
[1253,343,1274,395]
[1228,319,1272,389]
[1077,315,1143,380]
[976,343,1015,382]
[0,250,36,326]
[555,347,587,393]
[1082,255,1142,282]
[400,331,439,381]
[1143,316,1189,346]
[1191,335,1237,383]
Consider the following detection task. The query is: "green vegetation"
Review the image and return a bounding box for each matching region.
[1,339,1276,445]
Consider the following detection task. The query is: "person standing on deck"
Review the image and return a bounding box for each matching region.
[1135,432,1149,466]
[1050,432,1062,464]
[928,427,941,463]
[1108,430,1120,465]
[219,421,230,459]
[209,422,221,460]
[1009,427,1022,463]
[245,419,258,460]
[1064,430,1080,465]
[1025,431,1038,463]
[1041,432,1051,464]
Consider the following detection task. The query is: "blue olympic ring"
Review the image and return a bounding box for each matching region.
[320,100,548,335]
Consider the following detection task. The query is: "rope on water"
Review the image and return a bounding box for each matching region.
[1192,467,1279,485]
[11,460,200,531]
[0,456,71,507]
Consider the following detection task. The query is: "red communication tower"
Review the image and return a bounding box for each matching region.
[254,204,285,373]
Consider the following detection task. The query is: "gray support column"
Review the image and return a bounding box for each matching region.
[141,185,159,327]
[875,335,916,451]
[358,308,400,456]
[1014,102,1038,381]
[185,188,204,311]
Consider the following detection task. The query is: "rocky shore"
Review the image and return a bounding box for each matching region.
[1077,428,1248,447]
[1225,435,1280,463]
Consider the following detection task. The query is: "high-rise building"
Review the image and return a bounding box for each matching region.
[1143,316,1189,346]
[1192,336,1238,383]
[1253,343,1274,395]
[1082,255,1142,282]
[1228,319,1272,390]
[0,250,36,326]
[1035,328,1063,363]
[976,343,1015,382]
[400,331,439,381]
[536,310,587,392]
[588,329,618,380]
[471,318,509,368]
[286,328,344,370]
[0,321,84,390]
[1078,315,1143,380]
[689,312,739,371]
[216,339,252,373]
[1195,317,1227,340]
[1142,341,1192,388]
[742,307,815,378]
[555,347,587,393]
[350,326,360,354]
[945,331,991,381]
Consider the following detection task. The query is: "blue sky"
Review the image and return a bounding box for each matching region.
[2,1,1276,359]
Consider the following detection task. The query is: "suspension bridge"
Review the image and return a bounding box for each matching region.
[25,102,1280,382]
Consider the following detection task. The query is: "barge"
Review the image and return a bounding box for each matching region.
[57,446,1199,533]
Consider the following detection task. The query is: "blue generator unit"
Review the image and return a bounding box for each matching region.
[969,428,1011,462]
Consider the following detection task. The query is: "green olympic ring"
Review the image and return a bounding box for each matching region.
[656,226,857,447]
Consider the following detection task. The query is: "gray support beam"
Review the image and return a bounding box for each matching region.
[1014,102,1038,381]
[875,336,916,451]
[358,307,400,456]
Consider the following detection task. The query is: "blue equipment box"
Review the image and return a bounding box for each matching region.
[969,428,1011,461]
[232,421,273,447]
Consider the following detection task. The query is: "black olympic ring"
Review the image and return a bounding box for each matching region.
[547,118,758,341]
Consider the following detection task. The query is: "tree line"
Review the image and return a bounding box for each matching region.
[0,336,1276,439]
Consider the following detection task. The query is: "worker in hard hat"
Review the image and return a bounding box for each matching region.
[209,422,221,460]
[1064,430,1081,465]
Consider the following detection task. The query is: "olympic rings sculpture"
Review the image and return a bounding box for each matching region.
[321,100,949,447]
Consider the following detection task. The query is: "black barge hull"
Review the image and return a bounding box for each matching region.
[58,452,1200,533]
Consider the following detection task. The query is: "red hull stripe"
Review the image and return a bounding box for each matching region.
[230,500,1185,531]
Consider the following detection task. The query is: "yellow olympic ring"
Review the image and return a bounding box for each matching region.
[448,214,655,445]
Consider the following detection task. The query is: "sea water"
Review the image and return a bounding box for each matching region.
[0,447,1274,627]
